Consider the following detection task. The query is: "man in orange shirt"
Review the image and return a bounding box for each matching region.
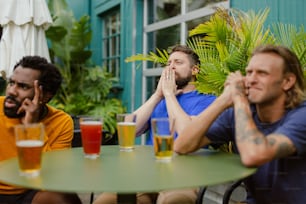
[0,56,82,204]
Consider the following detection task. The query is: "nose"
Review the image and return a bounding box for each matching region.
[167,62,175,70]
[246,73,257,86]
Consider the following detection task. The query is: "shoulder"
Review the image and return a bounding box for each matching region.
[0,96,4,113]
[286,101,306,117]
[45,105,73,123]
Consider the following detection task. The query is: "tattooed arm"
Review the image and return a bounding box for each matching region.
[228,72,296,167]
[234,96,296,167]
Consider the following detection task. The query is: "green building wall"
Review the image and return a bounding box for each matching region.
[230,0,306,27]
[66,0,143,114]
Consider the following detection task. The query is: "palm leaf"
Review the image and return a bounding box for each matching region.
[272,23,306,68]
[125,48,169,66]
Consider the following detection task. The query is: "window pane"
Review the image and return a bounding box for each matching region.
[146,24,180,68]
[146,76,160,99]
[148,0,181,24]
[187,15,211,31]
[187,0,227,12]
[102,8,121,78]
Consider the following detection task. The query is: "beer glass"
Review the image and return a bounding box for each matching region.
[79,116,103,159]
[151,118,175,162]
[116,113,137,151]
[14,123,45,177]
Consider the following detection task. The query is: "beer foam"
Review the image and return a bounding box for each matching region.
[16,140,43,147]
[117,122,136,126]
[80,121,102,125]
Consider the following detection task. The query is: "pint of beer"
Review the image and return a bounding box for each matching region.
[116,113,136,151]
[14,123,45,178]
[79,116,103,159]
[151,118,175,162]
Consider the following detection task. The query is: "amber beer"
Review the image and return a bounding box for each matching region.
[79,119,102,159]
[116,113,137,151]
[151,118,175,161]
[16,140,43,176]
[117,122,136,151]
[14,123,45,177]
[153,134,174,160]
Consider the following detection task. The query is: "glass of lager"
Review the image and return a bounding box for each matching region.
[116,113,137,151]
[79,116,103,159]
[151,118,175,162]
[14,123,45,178]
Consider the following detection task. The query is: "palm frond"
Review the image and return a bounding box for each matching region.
[125,48,169,66]
[272,23,306,68]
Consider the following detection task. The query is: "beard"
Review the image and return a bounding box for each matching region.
[3,96,25,118]
[176,74,192,89]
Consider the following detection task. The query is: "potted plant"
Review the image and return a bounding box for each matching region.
[46,0,125,139]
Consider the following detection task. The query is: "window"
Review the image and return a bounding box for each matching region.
[102,8,121,78]
[142,0,229,98]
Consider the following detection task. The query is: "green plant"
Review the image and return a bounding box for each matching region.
[125,8,306,96]
[46,0,125,134]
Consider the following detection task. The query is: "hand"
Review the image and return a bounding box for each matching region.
[162,68,178,97]
[153,70,164,99]
[225,71,247,101]
[18,80,44,124]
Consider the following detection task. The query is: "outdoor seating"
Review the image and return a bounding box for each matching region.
[196,179,246,204]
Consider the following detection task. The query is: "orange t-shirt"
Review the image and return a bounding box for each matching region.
[0,96,74,194]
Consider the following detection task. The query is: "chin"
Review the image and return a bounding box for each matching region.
[4,108,24,118]
[247,96,258,104]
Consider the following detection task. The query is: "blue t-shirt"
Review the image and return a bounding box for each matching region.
[206,101,306,204]
[146,91,216,145]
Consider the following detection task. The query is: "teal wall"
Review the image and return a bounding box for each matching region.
[66,0,144,114]
[66,0,91,20]
[230,0,306,27]
[66,0,143,143]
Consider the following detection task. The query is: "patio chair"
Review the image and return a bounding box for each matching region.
[196,179,246,204]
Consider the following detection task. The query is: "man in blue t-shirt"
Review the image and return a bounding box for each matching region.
[93,45,215,204]
[175,45,306,204]
[133,45,215,145]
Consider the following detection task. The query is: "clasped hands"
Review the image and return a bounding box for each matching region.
[155,68,181,98]
[222,71,248,107]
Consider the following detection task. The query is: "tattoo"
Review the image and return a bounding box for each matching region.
[268,136,295,158]
[236,107,260,144]
[235,101,296,160]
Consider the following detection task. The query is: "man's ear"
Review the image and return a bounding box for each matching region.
[282,73,296,91]
[191,65,199,75]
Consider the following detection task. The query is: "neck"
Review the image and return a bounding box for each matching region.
[181,83,197,93]
[256,103,286,123]
[39,105,49,121]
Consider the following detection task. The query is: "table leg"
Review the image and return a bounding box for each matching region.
[117,193,137,204]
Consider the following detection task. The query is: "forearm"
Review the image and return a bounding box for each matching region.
[164,94,191,135]
[174,97,228,154]
[234,96,276,166]
[134,93,163,135]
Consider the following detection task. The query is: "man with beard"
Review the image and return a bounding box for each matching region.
[175,45,306,204]
[0,56,82,204]
[93,45,216,204]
